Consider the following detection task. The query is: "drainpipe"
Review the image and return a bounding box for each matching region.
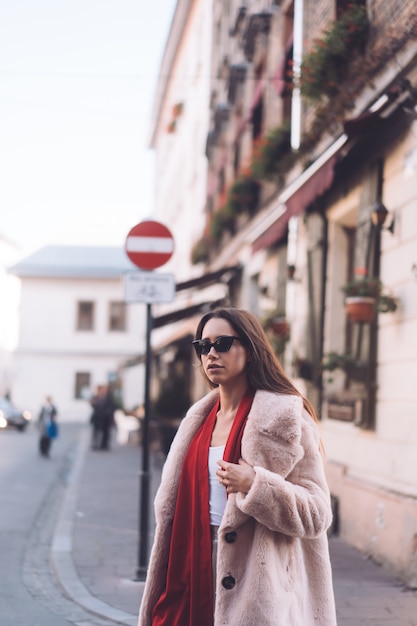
[291,0,304,150]
[318,213,329,416]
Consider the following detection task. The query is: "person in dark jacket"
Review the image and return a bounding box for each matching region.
[38,395,58,458]
[90,385,117,450]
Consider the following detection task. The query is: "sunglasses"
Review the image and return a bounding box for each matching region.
[192,335,241,356]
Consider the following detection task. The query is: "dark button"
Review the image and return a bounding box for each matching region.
[222,575,236,590]
[225,531,237,544]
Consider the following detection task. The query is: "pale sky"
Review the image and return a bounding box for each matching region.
[0,0,176,257]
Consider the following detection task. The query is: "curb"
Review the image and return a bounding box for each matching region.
[51,427,138,626]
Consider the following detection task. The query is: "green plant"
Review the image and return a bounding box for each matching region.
[322,351,357,372]
[341,276,382,298]
[299,3,369,101]
[261,309,290,356]
[227,176,260,216]
[167,119,176,133]
[191,237,210,264]
[378,294,398,314]
[322,351,369,381]
[172,101,184,117]
[209,206,236,239]
[292,356,314,381]
[341,277,397,313]
[250,122,293,180]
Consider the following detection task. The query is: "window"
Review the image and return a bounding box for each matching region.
[75,372,91,399]
[325,161,383,429]
[337,0,366,19]
[77,301,95,331]
[251,97,263,141]
[109,301,127,331]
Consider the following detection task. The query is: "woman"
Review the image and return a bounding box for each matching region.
[138,307,337,626]
[38,395,58,458]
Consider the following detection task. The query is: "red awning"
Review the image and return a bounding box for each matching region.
[252,155,337,252]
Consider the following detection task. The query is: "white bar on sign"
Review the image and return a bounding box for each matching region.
[126,236,174,253]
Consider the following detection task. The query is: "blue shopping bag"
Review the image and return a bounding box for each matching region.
[47,421,59,439]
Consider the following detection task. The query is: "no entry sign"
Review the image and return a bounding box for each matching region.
[125,220,174,270]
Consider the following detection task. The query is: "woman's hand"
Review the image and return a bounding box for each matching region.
[216,458,255,494]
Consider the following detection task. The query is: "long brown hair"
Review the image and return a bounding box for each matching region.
[194,307,319,424]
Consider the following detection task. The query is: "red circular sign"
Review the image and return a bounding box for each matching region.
[125,220,175,270]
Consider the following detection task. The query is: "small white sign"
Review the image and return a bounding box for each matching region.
[124,271,175,304]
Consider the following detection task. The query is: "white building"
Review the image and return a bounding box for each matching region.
[0,235,21,397]
[9,245,146,421]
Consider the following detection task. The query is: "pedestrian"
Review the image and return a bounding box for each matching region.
[138,307,337,626]
[38,395,58,458]
[90,384,117,450]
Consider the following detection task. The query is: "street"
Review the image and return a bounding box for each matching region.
[0,422,113,626]
[1,421,417,625]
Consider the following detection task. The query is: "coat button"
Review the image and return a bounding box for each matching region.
[225,531,237,543]
[222,575,236,590]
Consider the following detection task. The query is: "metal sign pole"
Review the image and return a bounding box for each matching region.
[124,219,175,582]
[135,302,152,580]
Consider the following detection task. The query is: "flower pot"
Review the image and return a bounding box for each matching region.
[345,297,376,323]
[294,359,313,381]
[268,317,290,336]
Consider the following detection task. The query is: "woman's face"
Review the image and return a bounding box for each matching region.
[200,317,249,388]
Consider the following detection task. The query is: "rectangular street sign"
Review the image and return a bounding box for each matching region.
[124,271,176,304]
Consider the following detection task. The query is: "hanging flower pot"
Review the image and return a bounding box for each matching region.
[345,297,376,323]
[266,317,289,336]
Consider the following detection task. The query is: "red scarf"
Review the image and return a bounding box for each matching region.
[152,389,255,626]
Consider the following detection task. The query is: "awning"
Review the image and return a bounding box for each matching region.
[152,298,225,329]
[252,155,337,251]
[250,134,348,252]
[123,323,195,367]
[250,82,414,252]
[175,264,241,292]
[152,264,242,328]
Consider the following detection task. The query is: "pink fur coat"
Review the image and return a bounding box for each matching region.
[138,389,337,626]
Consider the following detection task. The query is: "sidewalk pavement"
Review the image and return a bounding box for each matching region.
[51,425,417,626]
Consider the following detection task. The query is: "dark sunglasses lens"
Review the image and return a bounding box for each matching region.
[215,336,234,352]
[192,336,237,356]
[192,340,208,356]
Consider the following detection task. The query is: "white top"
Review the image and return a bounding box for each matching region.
[209,445,227,525]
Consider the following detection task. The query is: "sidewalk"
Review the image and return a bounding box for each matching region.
[52,426,417,626]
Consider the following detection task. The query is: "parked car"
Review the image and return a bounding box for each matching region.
[0,397,32,432]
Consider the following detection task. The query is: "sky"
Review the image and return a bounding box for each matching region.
[0,0,176,257]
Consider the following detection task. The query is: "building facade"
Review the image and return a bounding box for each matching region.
[148,0,417,584]
[10,246,146,422]
[0,235,21,398]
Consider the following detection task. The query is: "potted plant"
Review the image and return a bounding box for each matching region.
[298,3,369,101]
[262,309,290,337]
[209,205,236,240]
[322,351,368,381]
[341,276,397,322]
[250,122,294,181]
[227,175,260,216]
[261,309,290,356]
[292,356,314,381]
[191,236,210,265]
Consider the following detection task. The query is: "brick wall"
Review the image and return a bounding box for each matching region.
[371,0,416,34]
[303,0,333,52]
